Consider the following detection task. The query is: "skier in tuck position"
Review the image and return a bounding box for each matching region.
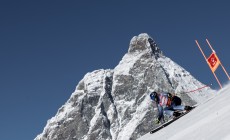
[150,91,193,124]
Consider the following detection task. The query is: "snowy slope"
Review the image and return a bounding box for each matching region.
[139,82,230,140]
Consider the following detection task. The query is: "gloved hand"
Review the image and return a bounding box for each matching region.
[167,93,173,99]
[154,118,160,124]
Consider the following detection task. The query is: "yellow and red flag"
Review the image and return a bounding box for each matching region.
[207,52,220,72]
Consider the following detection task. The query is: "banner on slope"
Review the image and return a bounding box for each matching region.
[207,52,220,72]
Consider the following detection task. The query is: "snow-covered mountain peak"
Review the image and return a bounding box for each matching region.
[128,33,150,53]
[115,33,161,76]
[128,33,161,55]
[35,33,214,140]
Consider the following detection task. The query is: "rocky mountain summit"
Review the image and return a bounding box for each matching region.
[35,33,214,140]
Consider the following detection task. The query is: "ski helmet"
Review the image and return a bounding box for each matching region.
[150,92,157,100]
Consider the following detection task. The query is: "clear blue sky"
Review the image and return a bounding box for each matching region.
[1,1,230,140]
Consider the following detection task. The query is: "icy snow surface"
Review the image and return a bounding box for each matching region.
[139,82,230,140]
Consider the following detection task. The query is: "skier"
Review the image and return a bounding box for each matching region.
[150,91,193,124]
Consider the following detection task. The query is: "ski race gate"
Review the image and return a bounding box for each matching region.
[195,39,230,89]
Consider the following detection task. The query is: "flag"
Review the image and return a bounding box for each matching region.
[207,52,220,72]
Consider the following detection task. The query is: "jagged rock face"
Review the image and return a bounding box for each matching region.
[35,33,214,140]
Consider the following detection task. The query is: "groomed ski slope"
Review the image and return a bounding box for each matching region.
[139,82,230,140]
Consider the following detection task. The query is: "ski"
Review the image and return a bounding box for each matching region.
[150,106,195,134]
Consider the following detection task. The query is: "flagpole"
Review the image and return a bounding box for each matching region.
[220,63,230,80]
[195,40,207,60]
[206,39,230,80]
[206,39,215,52]
[195,40,222,88]
[212,72,222,88]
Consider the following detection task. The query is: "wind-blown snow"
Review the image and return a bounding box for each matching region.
[139,82,230,140]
